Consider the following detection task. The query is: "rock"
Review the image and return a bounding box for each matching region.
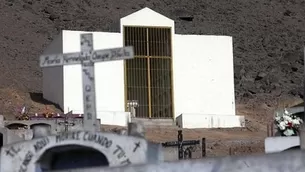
[271,87,282,96]
[283,10,293,17]
[49,14,59,21]
[282,52,301,63]
[242,92,254,98]
[255,72,267,81]
[291,66,298,72]
[43,6,53,14]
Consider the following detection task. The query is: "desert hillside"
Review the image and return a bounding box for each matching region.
[0,0,304,124]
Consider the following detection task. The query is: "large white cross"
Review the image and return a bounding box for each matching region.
[40,33,134,132]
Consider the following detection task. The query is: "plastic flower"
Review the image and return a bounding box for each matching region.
[292,119,300,125]
[283,115,292,122]
[284,108,289,115]
[278,121,286,130]
[275,116,281,121]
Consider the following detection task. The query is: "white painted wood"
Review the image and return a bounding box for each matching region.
[40,33,134,131]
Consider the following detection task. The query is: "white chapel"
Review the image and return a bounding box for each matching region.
[41,7,245,128]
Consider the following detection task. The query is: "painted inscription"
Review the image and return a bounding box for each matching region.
[33,137,50,153]
[113,145,131,165]
[92,47,133,62]
[82,61,95,121]
[56,131,112,148]
[40,46,133,67]
[40,55,63,67]
[63,53,89,64]
[133,142,141,152]
[5,146,21,158]
[19,151,34,172]
[55,131,132,165]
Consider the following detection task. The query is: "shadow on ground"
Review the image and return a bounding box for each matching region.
[29,92,63,112]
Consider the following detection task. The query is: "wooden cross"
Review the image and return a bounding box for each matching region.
[40,33,134,132]
[58,111,75,132]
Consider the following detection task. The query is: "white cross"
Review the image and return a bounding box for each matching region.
[40,33,134,132]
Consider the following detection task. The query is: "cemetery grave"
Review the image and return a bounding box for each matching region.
[0,0,305,161]
[1,1,305,171]
[161,130,206,160]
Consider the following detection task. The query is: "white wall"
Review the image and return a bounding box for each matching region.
[176,114,244,128]
[62,30,125,114]
[42,32,64,110]
[173,35,235,118]
[41,8,239,128]
[120,8,175,29]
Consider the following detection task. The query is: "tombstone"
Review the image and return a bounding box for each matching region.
[0,112,102,147]
[161,130,204,161]
[0,130,163,172]
[264,48,305,153]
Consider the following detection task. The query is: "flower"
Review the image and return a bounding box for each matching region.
[274,109,304,136]
[284,108,289,115]
[283,115,292,122]
[278,121,286,130]
[292,119,300,125]
[275,116,281,121]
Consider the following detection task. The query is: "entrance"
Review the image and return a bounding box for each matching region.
[124,26,174,119]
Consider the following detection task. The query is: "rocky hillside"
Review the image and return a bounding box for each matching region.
[0,0,304,117]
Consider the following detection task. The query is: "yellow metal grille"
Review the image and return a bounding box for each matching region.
[124,26,173,118]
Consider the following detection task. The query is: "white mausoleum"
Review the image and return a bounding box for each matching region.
[41,7,245,128]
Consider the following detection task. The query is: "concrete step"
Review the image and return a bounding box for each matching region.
[131,118,177,128]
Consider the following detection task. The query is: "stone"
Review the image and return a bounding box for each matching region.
[265,136,300,153]
[0,130,163,172]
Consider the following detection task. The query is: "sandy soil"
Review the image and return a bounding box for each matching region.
[0,0,304,156]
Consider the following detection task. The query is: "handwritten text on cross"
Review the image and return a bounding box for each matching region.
[39,33,134,131]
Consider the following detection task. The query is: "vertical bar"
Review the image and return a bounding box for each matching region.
[161,29,165,118]
[158,28,161,117]
[147,57,152,118]
[81,33,97,132]
[147,28,152,118]
[202,138,206,157]
[124,27,128,112]
[134,27,138,117]
[178,130,183,160]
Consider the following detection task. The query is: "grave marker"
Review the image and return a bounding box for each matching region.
[0,131,164,172]
[58,111,75,132]
[40,33,134,131]
[162,130,205,159]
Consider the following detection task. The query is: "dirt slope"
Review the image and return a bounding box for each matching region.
[0,0,304,153]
